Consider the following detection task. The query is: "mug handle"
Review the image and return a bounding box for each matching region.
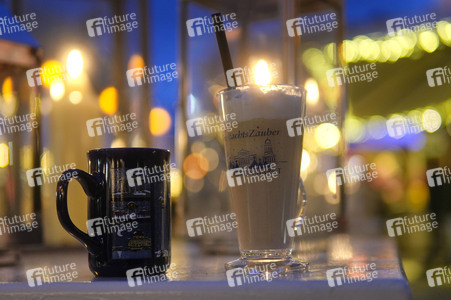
[56,169,103,254]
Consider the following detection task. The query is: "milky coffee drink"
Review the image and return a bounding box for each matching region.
[217,85,305,252]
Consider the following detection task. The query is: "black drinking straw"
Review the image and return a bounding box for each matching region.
[211,13,233,88]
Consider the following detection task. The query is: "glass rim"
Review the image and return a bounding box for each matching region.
[216,84,306,96]
[87,147,170,155]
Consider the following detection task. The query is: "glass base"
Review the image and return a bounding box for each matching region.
[225,249,308,274]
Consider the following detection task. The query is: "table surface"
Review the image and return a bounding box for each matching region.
[0,234,411,300]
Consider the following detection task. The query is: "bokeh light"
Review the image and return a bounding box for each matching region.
[183,153,209,180]
[200,148,219,171]
[41,60,64,88]
[170,168,183,198]
[301,150,310,172]
[305,78,319,105]
[315,123,341,149]
[367,115,387,139]
[418,31,440,53]
[0,143,9,168]
[69,91,82,104]
[67,50,83,79]
[150,107,171,136]
[327,170,337,194]
[128,54,145,70]
[50,81,65,101]
[344,116,365,143]
[422,109,442,133]
[99,86,118,115]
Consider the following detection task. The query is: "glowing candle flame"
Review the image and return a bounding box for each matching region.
[254,60,271,85]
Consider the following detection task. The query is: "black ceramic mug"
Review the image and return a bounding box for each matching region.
[56,148,171,277]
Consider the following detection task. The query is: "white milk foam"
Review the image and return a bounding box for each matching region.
[218,85,305,122]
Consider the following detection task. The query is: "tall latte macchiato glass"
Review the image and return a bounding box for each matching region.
[217,84,307,273]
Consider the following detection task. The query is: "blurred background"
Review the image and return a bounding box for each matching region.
[0,0,449,298]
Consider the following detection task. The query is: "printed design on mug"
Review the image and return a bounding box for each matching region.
[226,138,280,187]
[108,167,160,260]
[110,200,153,260]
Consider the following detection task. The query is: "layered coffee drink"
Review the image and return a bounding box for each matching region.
[217,85,305,255]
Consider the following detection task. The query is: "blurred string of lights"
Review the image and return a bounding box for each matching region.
[302,19,451,149]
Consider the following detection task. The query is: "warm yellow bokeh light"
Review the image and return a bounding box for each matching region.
[301,150,310,172]
[327,170,337,194]
[1,77,17,117]
[69,91,83,104]
[99,87,118,115]
[344,117,365,142]
[422,109,442,133]
[437,21,451,46]
[343,40,359,63]
[183,153,209,180]
[305,78,319,105]
[128,54,145,70]
[50,81,65,101]
[2,77,13,102]
[314,123,341,149]
[67,50,83,79]
[254,60,271,85]
[150,107,171,136]
[41,60,64,88]
[170,168,183,198]
[419,31,440,53]
[0,143,9,168]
